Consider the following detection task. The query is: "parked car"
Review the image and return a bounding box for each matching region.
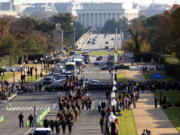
[115,64,130,69]
[33,128,52,135]
[105,46,109,49]
[96,56,103,61]
[101,66,108,70]
[94,62,99,65]
[43,76,53,85]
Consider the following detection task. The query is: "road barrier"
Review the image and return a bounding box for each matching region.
[37,107,51,127]
[26,107,51,127]
[0,116,5,124]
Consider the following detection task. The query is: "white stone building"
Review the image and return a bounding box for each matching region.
[77,2,139,28]
[0,0,18,17]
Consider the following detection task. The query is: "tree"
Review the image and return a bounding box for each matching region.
[140,41,151,53]
[122,40,135,52]
[128,18,148,53]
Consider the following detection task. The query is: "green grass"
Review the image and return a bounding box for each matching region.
[118,110,138,135]
[154,91,180,103]
[1,72,19,81]
[165,107,180,132]
[90,51,114,56]
[143,70,171,81]
[25,75,41,83]
[117,72,128,82]
[163,55,179,65]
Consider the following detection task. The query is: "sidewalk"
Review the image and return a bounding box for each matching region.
[7,64,46,83]
[125,69,180,135]
[133,93,180,135]
[71,91,105,135]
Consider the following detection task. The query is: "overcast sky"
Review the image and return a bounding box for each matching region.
[1,0,179,5]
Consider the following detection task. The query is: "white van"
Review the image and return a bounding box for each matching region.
[33,128,52,135]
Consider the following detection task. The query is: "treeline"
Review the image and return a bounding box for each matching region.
[0,13,87,60]
[122,5,180,80]
[122,5,180,58]
[101,18,130,39]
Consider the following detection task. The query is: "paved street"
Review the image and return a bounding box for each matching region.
[0,92,58,135]
[83,34,122,50]
[82,56,111,80]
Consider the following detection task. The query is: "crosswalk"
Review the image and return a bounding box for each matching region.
[0,105,59,112]
[0,101,103,112]
[82,71,109,74]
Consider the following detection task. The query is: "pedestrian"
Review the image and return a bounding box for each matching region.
[18,112,24,128]
[100,117,104,133]
[55,119,60,134]
[49,119,54,132]
[101,110,106,119]
[28,114,34,127]
[67,118,73,135]
[43,118,49,128]
[154,95,157,108]
[61,118,66,134]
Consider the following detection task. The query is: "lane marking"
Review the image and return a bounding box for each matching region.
[24,127,33,135]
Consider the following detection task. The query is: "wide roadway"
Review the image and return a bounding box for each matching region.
[0,92,58,135]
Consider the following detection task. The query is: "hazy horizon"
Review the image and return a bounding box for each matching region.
[0,0,179,5]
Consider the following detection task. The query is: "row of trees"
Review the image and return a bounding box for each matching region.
[122,5,180,58]
[0,13,87,60]
[101,18,130,39]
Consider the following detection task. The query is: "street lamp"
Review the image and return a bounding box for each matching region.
[12,68,15,84]
[45,55,48,73]
[23,62,26,76]
[40,57,43,77]
[34,59,37,79]
[71,22,76,49]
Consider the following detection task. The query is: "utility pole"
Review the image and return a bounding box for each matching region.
[34,106,37,128]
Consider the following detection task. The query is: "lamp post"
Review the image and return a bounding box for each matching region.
[12,68,15,84]
[45,55,48,73]
[71,22,76,49]
[40,57,43,77]
[1,72,4,93]
[23,62,26,76]
[34,59,37,79]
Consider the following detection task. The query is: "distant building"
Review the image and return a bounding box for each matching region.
[23,3,57,17]
[0,0,18,17]
[55,1,82,16]
[139,3,170,16]
[77,1,139,28]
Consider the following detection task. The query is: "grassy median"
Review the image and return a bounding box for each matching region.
[117,70,128,82]
[118,110,137,135]
[165,107,180,132]
[90,51,113,56]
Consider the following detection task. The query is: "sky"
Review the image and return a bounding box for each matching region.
[1,0,179,5]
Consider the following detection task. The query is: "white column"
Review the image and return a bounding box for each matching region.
[84,13,86,27]
[97,13,99,28]
[91,13,93,27]
[102,13,105,27]
[81,13,83,26]
[93,13,95,27]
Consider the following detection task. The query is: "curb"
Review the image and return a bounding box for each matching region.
[7,93,17,101]
[0,116,5,124]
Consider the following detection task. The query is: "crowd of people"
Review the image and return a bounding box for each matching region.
[116,80,180,92]
[43,88,92,134]
[141,129,152,135]
[98,88,139,135]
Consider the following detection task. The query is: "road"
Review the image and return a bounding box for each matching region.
[83,34,122,50]
[0,34,113,135]
[0,92,58,135]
